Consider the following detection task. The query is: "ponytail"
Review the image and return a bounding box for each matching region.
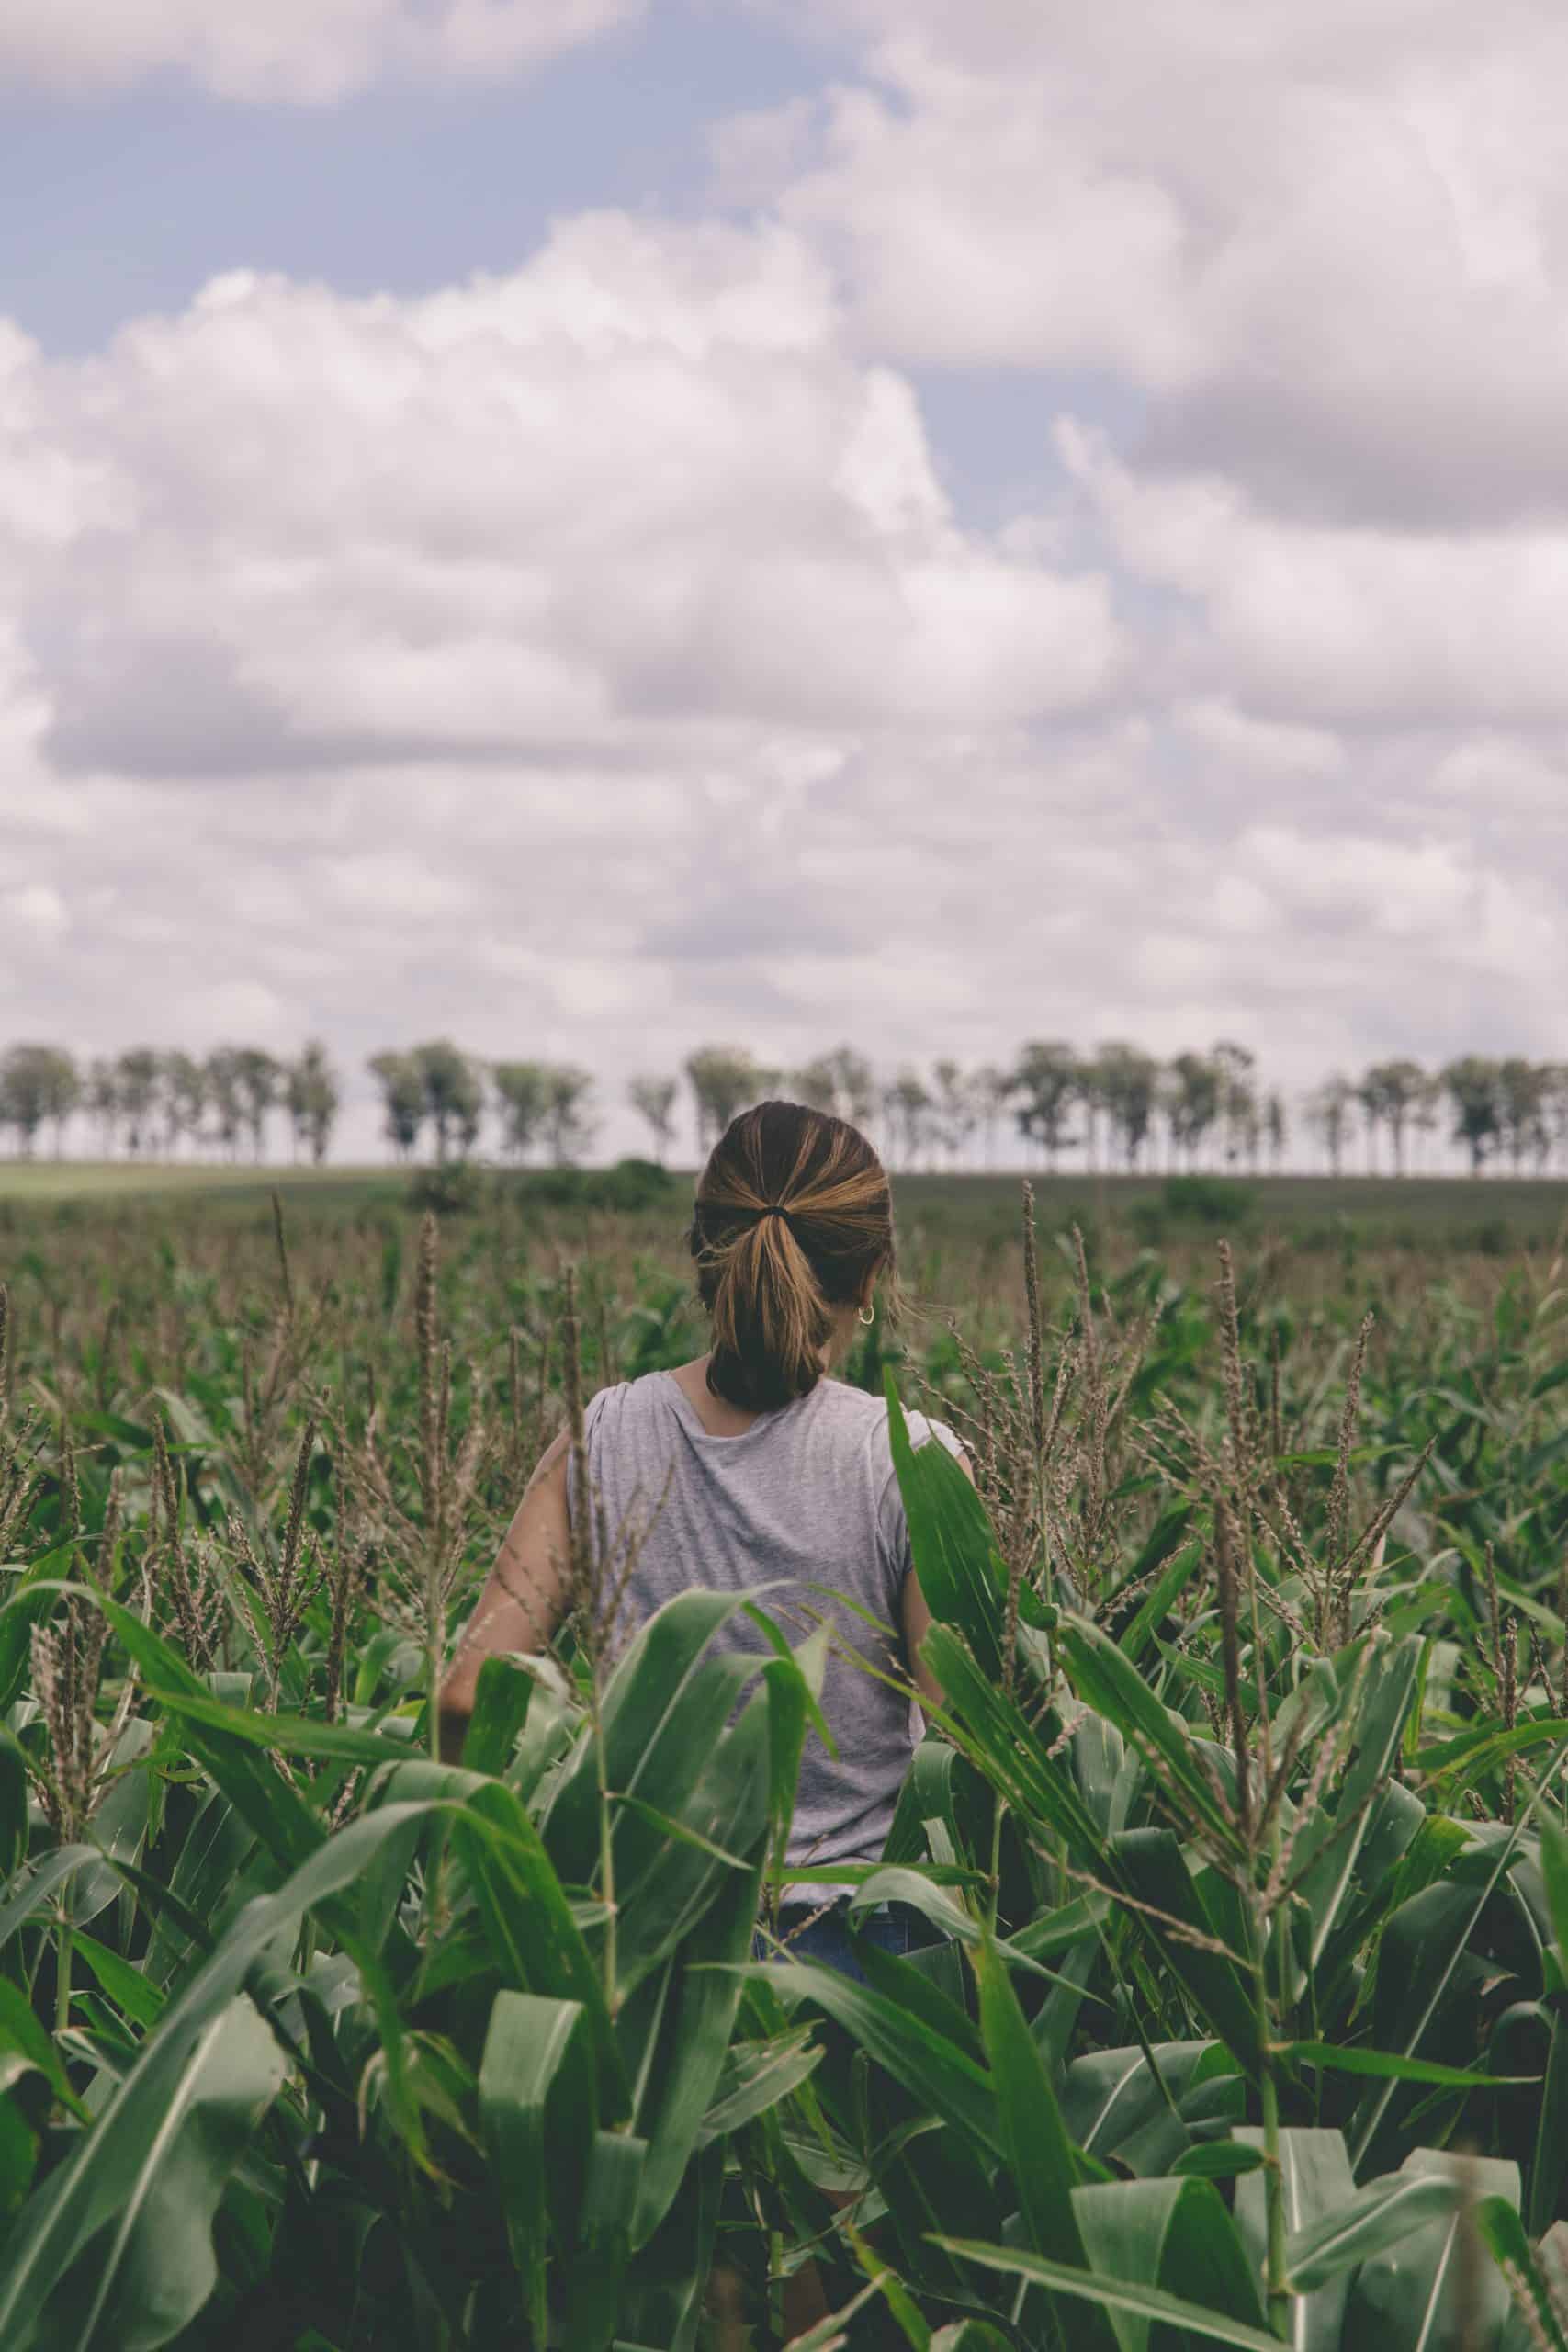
[690,1100,894,1413]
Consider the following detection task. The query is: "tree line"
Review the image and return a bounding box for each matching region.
[2,1035,1564,1176]
[671,1042,1568,1177]
[0,1043,340,1163]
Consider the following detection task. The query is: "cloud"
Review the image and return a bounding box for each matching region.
[3,218,1121,785]
[0,0,643,104]
[0,883,69,940]
[754,0,1568,530]
[6,28,1568,1155]
[1059,421,1568,727]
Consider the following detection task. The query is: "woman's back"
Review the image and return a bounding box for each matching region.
[577,1369,960,1899]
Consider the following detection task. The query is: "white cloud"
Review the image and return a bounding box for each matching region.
[1174,699,1345,781]
[6,22,1568,1143]
[0,0,642,103]
[1060,422,1568,726]
[756,0,1568,528]
[1,884,69,939]
[2,216,1121,779]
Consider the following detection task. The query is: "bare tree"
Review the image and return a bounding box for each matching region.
[544,1067,595,1165]
[205,1050,245,1159]
[406,1041,484,1163]
[1164,1052,1221,1171]
[1442,1057,1503,1175]
[287,1042,340,1165]
[231,1048,282,1162]
[1095,1042,1160,1170]
[492,1062,551,1161]
[367,1051,425,1161]
[1264,1091,1287,1171]
[160,1050,209,1158]
[1306,1074,1356,1176]
[1359,1059,1427,1177]
[684,1046,765,1151]
[881,1070,932,1170]
[1213,1040,1258,1170]
[85,1058,118,1158]
[972,1064,1015,1166]
[627,1076,678,1164]
[0,1046,78,1159]
[1497,1057,1551,1173]
[115,1048,161,1159]
[1011,1040,1079,1172]
[930,1060,976,1167]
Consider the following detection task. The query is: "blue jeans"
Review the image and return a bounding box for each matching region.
[761,1900,912,1983]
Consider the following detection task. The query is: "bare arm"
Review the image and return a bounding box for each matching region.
[436,1430,572,1763]
[899,1443,977,1715]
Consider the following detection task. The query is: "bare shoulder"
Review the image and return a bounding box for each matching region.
[531,1428,571,1487]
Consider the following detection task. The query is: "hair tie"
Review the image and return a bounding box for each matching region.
[761,1203,791,1221]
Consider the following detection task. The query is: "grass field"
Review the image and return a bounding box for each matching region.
[3,1151,1563,1242]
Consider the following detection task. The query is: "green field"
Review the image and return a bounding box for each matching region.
[0,1157,389,1204]
[4,1150,1564,1244]
[1,1170,1566,2346]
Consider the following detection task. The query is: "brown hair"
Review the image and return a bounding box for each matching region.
[689,1098,896,1412]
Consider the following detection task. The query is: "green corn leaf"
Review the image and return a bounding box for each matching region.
[139,1681,413,1767]
[612,1671,773,2003]
[1529,2007,1568,2236]
[1234,2126,1354,2352]
[873,2107,1000,2308]
[1285,2165,1464,2293]
[436,1772,629,2123]
[1291,1634,1423,1973]
[919,1623,1106,1858]
[27,1996,287,2352]
[562,2130,647,2352]
[1056,1615,1244,1860]
[1352,1744,1568,2168]
[0,1792,528,2344]
[69,1934,165,2032]
[0,1725,27,1879]
[694,2024,821,2146]
[929,2241,1284,2352]
[542,1589,763,1884]
[1072,2176,1269,2352]
[629,1836,764,2245]
[614,1795,751,1871]
[60,1739,154,1929]
[86,1589,322,1876]
[885,1372,1013,1679]
[1110,1829,1262,2077]
[0,1542,75,1713]
[1339,2151,1518,2349]
[1062,2041,1228,2167]
[1540,1816,1568,1963]
[0,1846,106,1954]
[1281,2040,1537,2089]
[478,1991,594,2343]
[1170,2142,1267,2180]
[750,1954,1002,2162]
[975,1931,1117,2351]
[0,1975,87,2119]
[1473,2194,1568,2352]
[460,1652,536,1776]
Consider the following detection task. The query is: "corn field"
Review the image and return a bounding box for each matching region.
[2,1175,1568,2349]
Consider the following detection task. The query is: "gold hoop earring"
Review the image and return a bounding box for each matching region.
[857,1303,875,1327]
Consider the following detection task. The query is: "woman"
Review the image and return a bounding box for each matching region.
[436,1096,967,1972]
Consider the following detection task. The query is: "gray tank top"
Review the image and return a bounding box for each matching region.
[569,1370,962,1902]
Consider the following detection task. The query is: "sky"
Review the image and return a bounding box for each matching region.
[5,0,1568,1161]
